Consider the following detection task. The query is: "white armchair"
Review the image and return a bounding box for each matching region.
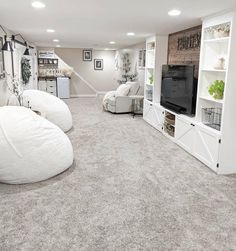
[103,82,143,113]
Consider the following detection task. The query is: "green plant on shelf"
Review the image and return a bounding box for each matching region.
[208,80,225,100]
[149,75,154,85]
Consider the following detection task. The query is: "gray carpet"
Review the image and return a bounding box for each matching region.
[0,98,236,251]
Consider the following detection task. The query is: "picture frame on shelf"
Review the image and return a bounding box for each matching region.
[83,49,92,61]
[94,59,103,70]
[0,37,5,79]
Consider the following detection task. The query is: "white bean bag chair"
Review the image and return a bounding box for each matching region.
[22,90,73,132]
[0,106,74,184]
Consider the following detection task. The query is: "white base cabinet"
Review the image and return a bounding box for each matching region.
[143,100,164,132]
[175,116,196,154]
[38,79,57,96]
[193,124,220,172]
[145,105,222,173]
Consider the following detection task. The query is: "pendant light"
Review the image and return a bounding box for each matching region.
[23,42,30,56]
[0,25,13,52]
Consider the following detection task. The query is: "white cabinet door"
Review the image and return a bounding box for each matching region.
[38,80,47,92]
[143,100,164,132]
[153,104,164,132]
[175,116,196,154]
[193,124,220,172]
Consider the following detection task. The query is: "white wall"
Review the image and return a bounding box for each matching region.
[0,25,37,106]
[0,26,13,106]
[115,42,145,85]
[53,48,117,96]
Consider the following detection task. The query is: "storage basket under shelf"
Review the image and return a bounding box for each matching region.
[202,107,222,131]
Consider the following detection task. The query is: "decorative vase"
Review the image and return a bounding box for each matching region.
[214,57,225,70]
[214,30,229,38]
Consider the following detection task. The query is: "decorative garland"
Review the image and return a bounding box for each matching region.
[21,57,31,85]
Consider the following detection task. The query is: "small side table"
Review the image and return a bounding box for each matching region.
[129,95,144,117]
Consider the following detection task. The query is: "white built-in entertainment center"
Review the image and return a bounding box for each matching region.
[143,12,236,174]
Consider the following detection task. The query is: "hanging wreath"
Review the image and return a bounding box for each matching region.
[21,57,31,85]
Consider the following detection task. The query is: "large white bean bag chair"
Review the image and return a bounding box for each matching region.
[0,106,74,184]
[22,90,73,132]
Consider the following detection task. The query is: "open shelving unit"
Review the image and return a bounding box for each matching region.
[194,12,236,174]
[196,19,231,132]
[143,36,168,130]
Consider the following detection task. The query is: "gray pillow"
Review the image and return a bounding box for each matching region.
[127,82,139,96]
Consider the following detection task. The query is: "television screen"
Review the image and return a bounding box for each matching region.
[161,65,197,116]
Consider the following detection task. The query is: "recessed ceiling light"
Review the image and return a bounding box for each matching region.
[104,48,109,50]
[53,39,59,42]
[47,29,55,33]
[168,9,181,16]
[31,1,46,9]
[109,41,116,44]
[127,32,135,36]
[56,45,61,47]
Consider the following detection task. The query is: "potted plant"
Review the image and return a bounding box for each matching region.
[149,75,154,85]
[208,80,225,100]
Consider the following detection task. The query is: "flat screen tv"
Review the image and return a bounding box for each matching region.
[160,65,198,116]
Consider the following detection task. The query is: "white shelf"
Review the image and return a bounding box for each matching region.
[197,122,222,136]
[204,37,230,43]
[199,96,224,104]
[201,68,226,73]
[145,83,154,87]
[146,66,155,69]
[147,49,155,53]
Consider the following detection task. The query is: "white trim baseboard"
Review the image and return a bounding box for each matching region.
[70,94,97,98]
[96,91,108,96]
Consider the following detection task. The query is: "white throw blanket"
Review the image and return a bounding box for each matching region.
[103,91,116,110]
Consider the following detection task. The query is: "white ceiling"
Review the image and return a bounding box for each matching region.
[0,0,235,49]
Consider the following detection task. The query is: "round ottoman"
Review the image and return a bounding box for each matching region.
[22,90,73,132]
[0,106,74,184]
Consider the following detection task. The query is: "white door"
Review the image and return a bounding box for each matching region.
[143,100,164,132]
[193,124,220,172]
[175,116,196,154]
[153,103,164,132]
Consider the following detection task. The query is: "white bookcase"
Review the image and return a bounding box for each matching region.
[143,12,236,174]
[194,12,236,174]
[143,36,168,129]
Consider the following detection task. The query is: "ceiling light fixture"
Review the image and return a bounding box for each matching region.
[47,29,55,33]
[56,45,61,48]
[127,32,135,36]
[109,41,116,44]
[168,9,181,16]
[31,1,46,9]
[53,39,59,42]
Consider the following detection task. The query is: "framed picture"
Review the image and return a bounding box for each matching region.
[94,59,103,70]
[0,37,5,79]
[138,49,146,69]
[83,49,92,61]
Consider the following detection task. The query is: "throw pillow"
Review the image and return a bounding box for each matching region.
[116,84,130,96]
